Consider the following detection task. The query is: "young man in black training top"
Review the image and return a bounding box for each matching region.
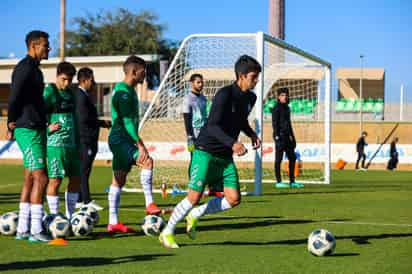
[356,131,368,170]
[272,88,303,188]
[6,30,51,242]
[159,55,262,248]
[387,137,399,170]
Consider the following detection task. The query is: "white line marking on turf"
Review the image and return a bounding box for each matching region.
[0,183,19,189]
[323,221,412,227]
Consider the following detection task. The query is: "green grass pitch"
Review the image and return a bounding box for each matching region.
[0,165,411,274]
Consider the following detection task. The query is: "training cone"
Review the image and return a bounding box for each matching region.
[48,238,68,246]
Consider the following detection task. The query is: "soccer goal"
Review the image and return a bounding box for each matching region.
[132,32,331,195]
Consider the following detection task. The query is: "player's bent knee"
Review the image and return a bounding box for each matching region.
[142,157,153,169]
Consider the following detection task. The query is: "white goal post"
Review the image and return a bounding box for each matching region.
[137,32,331,195]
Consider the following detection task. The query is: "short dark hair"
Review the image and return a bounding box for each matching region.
[234,55,261,79]
[56,62,76,77]
[277,87,289,96]
[123,55,146,73]
[190,73,203,82]
[77,67,94,82]
[25,30,49,49]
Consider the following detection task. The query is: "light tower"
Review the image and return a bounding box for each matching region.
[269,0,285,40]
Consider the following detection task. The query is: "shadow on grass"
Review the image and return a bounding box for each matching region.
[0,254,173,272]
[327,253,360,257]
[182,232,412,247]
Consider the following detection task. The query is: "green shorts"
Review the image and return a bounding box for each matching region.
[47,147,80,178]
[14,128,46,171]
[188,149,239,193]
[109,141,139,172]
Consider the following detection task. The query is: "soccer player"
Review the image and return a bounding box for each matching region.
[356,131,368,170]
[183,73,207,153]
[272,88,303,188]
[107,55,160,233]
[44,62,81,220]
[75,67,111,210]
[6,30,51,242]
[387,137,399,170]
[159,55,262,248]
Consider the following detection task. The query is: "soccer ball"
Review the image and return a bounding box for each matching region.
[42,213,57,233]
[141,215,165,236]
[71,213,94,236]
[49,215,71,239]
[79,205,99,225]
[307,229,336,256]
[0,211,18,235]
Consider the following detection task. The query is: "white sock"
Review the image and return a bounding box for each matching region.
[30,204,44,235]
[17,202,30,234]
[65,192,79,219]
[140,169,154,207]
[108,185,121,225]
[46,195,59,214]
[163,197,193,235]
[191,197,232,219]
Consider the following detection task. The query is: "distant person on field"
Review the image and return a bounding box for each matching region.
[356,131,368,170]
[387,137,399,170]
[6,30,51,242]
[272,87,303,188]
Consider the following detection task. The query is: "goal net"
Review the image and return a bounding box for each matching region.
[129,32,331,195]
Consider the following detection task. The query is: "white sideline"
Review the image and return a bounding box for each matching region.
[323,221,412,227]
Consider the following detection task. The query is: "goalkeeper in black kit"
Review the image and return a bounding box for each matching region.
[272,87,303,188]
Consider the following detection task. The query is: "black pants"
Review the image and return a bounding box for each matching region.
[387,156,398,170]
[79,142,98,204]
[275,145,296,183]
[355,152,366,169]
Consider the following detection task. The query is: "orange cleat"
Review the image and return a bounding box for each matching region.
[107,223,136,233]
[146,203,162,215]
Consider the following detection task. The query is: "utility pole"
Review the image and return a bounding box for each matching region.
[60,0,66,61]
[359,54,364,134]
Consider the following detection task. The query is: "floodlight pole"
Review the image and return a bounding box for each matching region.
[359,54,364,134]
[400,84,404,121]
[60,0,66,61]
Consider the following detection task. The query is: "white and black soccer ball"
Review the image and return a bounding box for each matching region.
[42,214,57,233]
[0,211,18,235]
[141,215,165,236]
[49,215,71,239]
[79,205,99,225]
[307,229,336,256]
[71,213,94,236]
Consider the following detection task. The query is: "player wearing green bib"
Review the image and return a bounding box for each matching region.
[43,62,81,220]
[107,55,160,233]
[160,55,262,248]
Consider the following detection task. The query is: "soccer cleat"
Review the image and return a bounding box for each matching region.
[146,203,161,215]
[75,202,84,209]
[28,231,52,243]
[159,232,179,248]
[290,182,304,188]
[185,212,198,240]
[275,182,290,188]
[15,231,30,240]
[85,200,104,211]
[107,223,136,233]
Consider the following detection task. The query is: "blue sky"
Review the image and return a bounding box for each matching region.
[0,0,411,102]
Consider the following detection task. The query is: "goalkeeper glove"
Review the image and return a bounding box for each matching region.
[187,136,195,152]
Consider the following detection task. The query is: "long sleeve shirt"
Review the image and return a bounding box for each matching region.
[271,102,295,142]
[356,137,366,153]
[109,82,139,145]
[195,83,256,158]
[7,55,47,129]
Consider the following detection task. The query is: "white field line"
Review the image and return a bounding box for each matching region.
[323,221,412,227]
[0,183,19,189]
